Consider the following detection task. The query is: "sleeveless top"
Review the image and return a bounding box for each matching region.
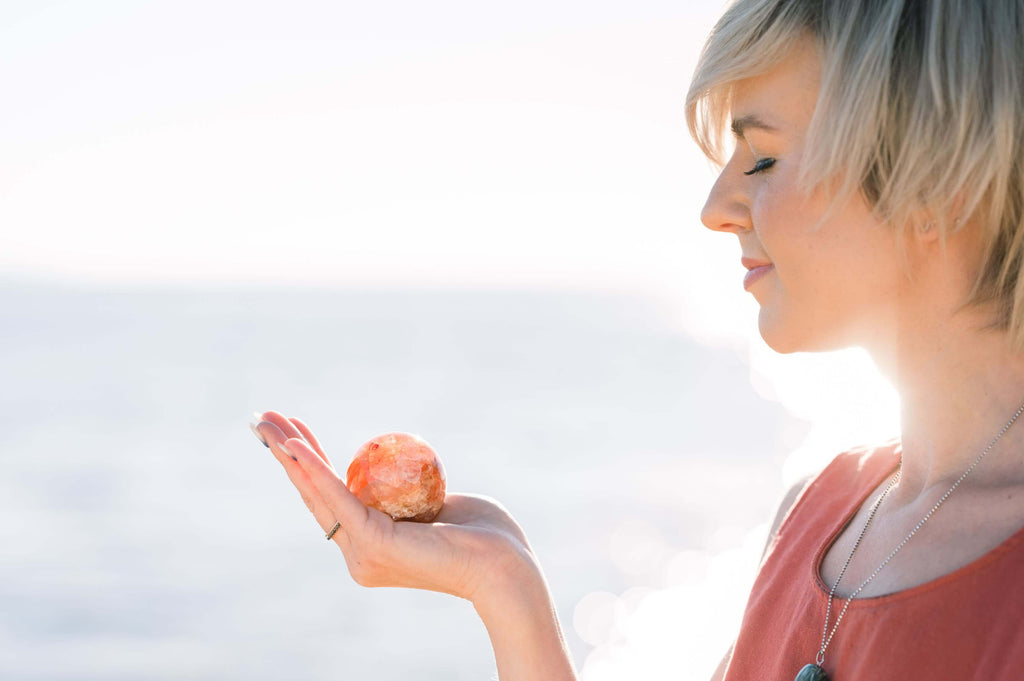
[723,439,1024,680]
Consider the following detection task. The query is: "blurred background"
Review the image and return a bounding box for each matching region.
[0,1,900,679]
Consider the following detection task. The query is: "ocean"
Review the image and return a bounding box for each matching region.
[0,278,804,680]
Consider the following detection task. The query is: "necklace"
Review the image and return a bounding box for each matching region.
[793,399,1024,681]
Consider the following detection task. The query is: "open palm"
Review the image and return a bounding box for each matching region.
[252,411,537,603]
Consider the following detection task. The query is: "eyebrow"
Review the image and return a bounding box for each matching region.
[730,114,780,138]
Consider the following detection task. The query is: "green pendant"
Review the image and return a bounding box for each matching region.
[794,664,829,681]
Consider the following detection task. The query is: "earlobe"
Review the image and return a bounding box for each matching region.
[916,215,964,241]
[913,220,941,249]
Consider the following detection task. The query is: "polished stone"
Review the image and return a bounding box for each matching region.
[794,664,829,681]
[346,432,446,522]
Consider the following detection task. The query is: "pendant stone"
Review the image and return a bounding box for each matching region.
[794,663,829,681]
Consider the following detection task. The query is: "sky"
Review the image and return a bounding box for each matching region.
[0,0,901,537]
[2,0,729,293]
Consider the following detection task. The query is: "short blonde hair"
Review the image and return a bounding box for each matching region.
[685,0,1024,349]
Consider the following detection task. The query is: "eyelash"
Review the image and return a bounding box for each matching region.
[744,158,776,175]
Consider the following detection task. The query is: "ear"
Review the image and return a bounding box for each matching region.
[913,206,969,242]
[914,190,971,244]
[910,209,942,245]
[916,218,941,243]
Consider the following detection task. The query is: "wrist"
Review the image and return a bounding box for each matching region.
[471,550,578,681]
[470,539,544,616]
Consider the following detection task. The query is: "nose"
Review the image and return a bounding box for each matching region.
[700,161,752,235]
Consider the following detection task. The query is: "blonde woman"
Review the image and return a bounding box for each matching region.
[251,0,1024,678]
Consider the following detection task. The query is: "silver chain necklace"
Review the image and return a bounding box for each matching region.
[793,399,1024,681]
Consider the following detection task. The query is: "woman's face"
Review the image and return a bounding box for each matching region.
[700,38,907,354]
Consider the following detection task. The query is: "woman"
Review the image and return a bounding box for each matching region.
[252,0,1024,678]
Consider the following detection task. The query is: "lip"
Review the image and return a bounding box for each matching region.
[743,264,774,290]
[741,257,773,270]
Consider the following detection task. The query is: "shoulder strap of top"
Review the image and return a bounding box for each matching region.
[774,439,902,543]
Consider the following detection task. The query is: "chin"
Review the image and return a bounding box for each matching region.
[759,329,804,354]
[757,309,846,354]
[757,310,794,353]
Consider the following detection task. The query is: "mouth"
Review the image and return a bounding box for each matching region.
[743,263,774,290]
[741,256,773,270]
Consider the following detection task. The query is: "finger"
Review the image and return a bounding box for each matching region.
[260,425,353,547]
[282,436,370,536]
[255,421,293,463]
[262,411,336,471]
[261,411,305,441]
[249,420,269,448]
[288,417,333,467]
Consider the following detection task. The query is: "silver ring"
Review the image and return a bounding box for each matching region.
[325,521,341,541]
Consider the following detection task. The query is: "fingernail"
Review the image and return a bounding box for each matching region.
[249,421,269,447]
[252,410,265,422]
[277,439,298,462]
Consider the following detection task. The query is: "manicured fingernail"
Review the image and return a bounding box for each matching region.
[277,439,298,462]
[252,410,265,422]
[249,421,269,447]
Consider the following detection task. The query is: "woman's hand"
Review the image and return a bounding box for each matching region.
[252,410,579,681]
[251,411,539,605]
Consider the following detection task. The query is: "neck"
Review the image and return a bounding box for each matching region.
[854,221,1024,508]
[867,306,1024,508]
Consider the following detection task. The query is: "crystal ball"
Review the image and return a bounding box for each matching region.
[345,432,446,522]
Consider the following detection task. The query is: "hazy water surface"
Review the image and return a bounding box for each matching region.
[0,279,801,680]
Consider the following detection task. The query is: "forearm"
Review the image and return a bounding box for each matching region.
[473,559,578,681]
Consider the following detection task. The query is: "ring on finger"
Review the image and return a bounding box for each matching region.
[326,521,342,541]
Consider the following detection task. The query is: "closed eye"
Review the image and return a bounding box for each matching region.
[744,158,776,175]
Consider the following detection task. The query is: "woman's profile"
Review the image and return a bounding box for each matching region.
[252,0,1024,678]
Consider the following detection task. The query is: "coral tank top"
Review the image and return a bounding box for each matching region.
[723,439,1024,680]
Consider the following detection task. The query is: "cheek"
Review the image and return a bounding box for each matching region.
[751,184,849,297]
[749,180,801,259]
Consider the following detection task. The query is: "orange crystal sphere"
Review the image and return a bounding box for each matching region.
[346,432,446,522]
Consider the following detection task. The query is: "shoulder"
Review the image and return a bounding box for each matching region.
[760,438,901,561]
[790,437,902,502]
[760,474,813,563]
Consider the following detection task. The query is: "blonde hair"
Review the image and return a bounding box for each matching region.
[685,0,1024,348]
